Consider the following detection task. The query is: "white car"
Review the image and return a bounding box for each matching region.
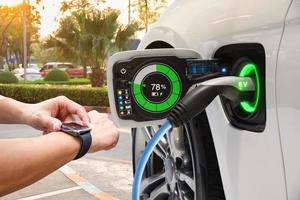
[15,68,41,81]
[131,0,300,200]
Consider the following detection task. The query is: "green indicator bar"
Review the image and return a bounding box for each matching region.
[157,64,170,74]
[240,101,256,113]
[144,102,157,112]
[167,70,179,82]
[239,63,260,113]
[172,81,181,94]
[167,94,179,107]
[157,102,171,112]
[135,94,147,106]
[133,83,141,95]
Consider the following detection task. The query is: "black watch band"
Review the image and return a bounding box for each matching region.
[74,131,92,160]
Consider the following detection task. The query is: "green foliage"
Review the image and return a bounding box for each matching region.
[0,72,18,84]
[44,69,69,82]
[60,0,105,13]
[0,84,108,106]
[115,22,139,51]
[25,78,90,85]
[45,2,138,87]
[31,43,62,64]
[0,4,41,71]
[132,0,167,31]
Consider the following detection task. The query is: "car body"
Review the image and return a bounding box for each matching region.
[17,63,40,71]
[14,67,41,81]
[40,62,84,78]
[133,0,300,199]
[86,66,92,75]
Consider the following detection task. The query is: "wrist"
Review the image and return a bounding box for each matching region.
[46,132,82,160]
[0,97,30,124]
[19,103,34,125]
[60,123,92,159]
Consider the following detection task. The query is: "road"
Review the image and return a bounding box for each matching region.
[0,124,133,200]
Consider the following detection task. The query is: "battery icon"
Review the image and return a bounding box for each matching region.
[151,92,159,97]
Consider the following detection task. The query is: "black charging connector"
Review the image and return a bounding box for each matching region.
[167,77,255,127]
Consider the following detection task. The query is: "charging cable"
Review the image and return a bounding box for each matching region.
[132,121,172,200]
[132,76,255,200]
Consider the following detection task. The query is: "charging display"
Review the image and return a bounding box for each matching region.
[132,64,181,112]
[110,52,229,123]
[141,73,171,103]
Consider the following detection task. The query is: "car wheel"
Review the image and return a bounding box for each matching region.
[132,112,226,200]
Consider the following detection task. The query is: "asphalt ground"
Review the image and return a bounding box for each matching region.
[0,124,133,200]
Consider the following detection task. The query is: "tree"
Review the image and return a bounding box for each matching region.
[31,43,62,64]
[0,4,40,71]
[132,0,167,32]
[60,0,105,13]
[45,3,138,87]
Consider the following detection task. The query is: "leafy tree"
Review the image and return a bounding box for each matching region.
[132,0,167,31]
[0,4,40,71]
[31,43,62,64]
[45,2,138,87]
[60,0,105,13]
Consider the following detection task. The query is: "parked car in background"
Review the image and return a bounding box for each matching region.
[17,63,40,71]
[40,62,84,78]
[14,68,41,81]
[18,63,40,71]
[86,66,92,75]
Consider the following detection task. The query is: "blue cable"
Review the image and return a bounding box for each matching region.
[132,120,173,200]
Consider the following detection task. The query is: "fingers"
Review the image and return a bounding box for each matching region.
[87,110,119,153]
[88,110,108,124]
[57,96,90,126]
[84,106,93,112]
[63,114,78,123]
[34,114,62,132]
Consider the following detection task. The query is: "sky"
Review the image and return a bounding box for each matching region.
[0,0,130,38]
[37,0,130,38]
[0,0,173,39]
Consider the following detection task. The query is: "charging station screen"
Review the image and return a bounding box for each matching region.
[132,63,181,113]
[141,73,171,103]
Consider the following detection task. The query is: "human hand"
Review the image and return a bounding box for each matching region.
[87,111,119,152]
[25,96,89,133]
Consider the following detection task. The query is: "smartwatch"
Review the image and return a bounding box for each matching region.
[61,122,92,160]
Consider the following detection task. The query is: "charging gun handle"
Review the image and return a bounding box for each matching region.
[168,76,255,127]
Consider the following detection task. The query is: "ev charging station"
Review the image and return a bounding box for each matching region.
[107,48,265,199]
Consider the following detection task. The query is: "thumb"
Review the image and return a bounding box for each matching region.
[39,116,62,132]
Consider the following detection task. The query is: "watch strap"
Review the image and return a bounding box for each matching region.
[74,131,92,160]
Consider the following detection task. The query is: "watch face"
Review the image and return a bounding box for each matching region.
[63,122,88,130]
[61,122,91,135]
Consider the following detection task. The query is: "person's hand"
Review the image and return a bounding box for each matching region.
[87,111,119,152]
[24,96,89,133]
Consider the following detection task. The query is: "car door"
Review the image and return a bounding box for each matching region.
[276,1,300,199]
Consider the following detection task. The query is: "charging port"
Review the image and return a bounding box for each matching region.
[214,44,266,132]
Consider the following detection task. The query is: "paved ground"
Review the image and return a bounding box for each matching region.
[0,124,133,200]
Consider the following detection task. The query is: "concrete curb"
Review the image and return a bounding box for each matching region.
[59,165,118,200]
